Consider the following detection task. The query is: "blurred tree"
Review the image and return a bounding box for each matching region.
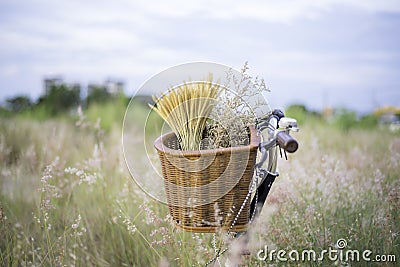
[358,114,378,129]
[373,106,400,117]
[334,108,357,131]
[86,86,112,105]
[284,104,308,125]
[6,95,32,113]
[40,84,81,115]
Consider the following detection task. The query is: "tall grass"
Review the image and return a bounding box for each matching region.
[0,106,399,266]
[246,124,400,266]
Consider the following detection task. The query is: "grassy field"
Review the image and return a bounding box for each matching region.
[0,104,399,266]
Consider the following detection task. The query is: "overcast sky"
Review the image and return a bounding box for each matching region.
[1,0,399,113]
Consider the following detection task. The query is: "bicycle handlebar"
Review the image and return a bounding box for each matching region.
[276,131,298,153]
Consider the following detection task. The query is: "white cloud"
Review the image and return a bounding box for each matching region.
[0,0,399,111]
[123,0,400,23]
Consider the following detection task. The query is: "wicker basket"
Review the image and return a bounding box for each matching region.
[154,126,260,233]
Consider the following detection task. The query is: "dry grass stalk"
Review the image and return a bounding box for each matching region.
[150,77,222,150]
[206,62,270,148]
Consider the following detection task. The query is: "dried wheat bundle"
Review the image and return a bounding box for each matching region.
[150,77,222,150]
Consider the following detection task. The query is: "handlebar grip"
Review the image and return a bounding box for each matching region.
[276,131,298,153]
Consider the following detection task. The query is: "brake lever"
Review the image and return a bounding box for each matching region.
[257,109,286,130]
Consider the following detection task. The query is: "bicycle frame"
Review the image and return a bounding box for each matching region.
[249,110,299,219]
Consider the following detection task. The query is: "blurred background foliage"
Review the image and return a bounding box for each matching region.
[1,87,399,134]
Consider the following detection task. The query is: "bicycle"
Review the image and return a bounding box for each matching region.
[206,109,299,265]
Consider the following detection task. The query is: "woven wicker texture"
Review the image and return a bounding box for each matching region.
[154,126,260,233]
